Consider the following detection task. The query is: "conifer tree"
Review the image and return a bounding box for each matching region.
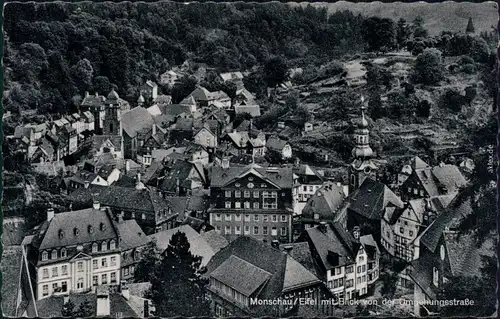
[466,17,475,33]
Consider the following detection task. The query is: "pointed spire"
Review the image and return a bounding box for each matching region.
[466,17,475,33]
[351,96,373,159]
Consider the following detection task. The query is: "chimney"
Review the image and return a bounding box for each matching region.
[353,226,361,240]
[152,124,156,136]
[118,211,124,223]
[63,295,70,305]
[283,245,293,254]
[84,181,90,188]
[96,286,110,317]
[95,92,98,97]
[318,221,327,233]
[121,285,130,301]
[93,201,101,210]
[221,157,230,169]
[125,160,131,173]
[47,208,55,222]
[271,240,280,249]
[85,91,89,98]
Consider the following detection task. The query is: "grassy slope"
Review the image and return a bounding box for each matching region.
[290,1,497,36]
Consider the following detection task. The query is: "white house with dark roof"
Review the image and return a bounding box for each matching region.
[115,218,149,282]
[140,80,158,101]
[23,205,122,300]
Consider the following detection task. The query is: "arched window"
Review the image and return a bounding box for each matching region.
[92,243,98,253]
[74,228,80,236]
[58,230,65,239]
[110,240,116,250]
[61,248,67,258]
[101,241,108,251]
[433,267,439,287]
[100,223,106,231]
[134,250,140,260]
[42,251,48,261]
[88,225,94,234]
[51,250,57,260]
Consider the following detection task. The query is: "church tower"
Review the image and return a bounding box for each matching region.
[348,96,378,194]
[103,89,122,136]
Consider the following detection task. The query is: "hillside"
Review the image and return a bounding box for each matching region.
[291,1,497,36]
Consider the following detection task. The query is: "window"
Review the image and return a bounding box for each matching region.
[225,190,231,197]
[346,266,354,274]
[357,266,361,273]
[335,268,342,275]
[235,214,241,221]
[244,214,250,222]
[225,214,231,221]
[77,262,83,271]
[272,215,278,222]
[102,258,108,267]
[111,256,117,266]
[124,268,130,276]
[357,277,361,284]
[281,227,287,236]
[110,240,116,250]
[225,202,231,209]
[93,275,98,286]
[51,250,57,260]
[43,268,49,279]
[254,215,259,222]
[74,228,80,236]
[93,260,98,269]
[61,248,67,258]
[52,267,58,277]
[263,227,268,235]
[253,202,259,209]
[111,272,117,283]
[271,227,277,236]
[101,241,108,251]
[215,214,222,221]
[271,191,277,198]
[244,226,250,235]
[254,226,259,235]
[244,202,250,209]
[263,191,269,198]
[134,250,140,260]
[281,215,287,222]
[253,191,259,198]
[62,281,67,292]
[362,265,366,272]
[215,225,221,233]
[244,191,250,198]
[142,213,146,220]
[235,226,241,235]
[42,285,49,296]
[346,279,353,288]
[359,255,364,262]
[42,251,48,261]
[102,274,108,285]
[433,267,439,287]
[225,226,231,235]
[62,265,68,275]
[235,191,241,198]
[400,227,404,234]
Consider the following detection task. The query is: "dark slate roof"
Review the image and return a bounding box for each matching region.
[420,196,473,253]
[205,236,320,303]
[165,196,189,220]
[302,182,346,221]
[160,160,196,193]
[92,135,122,151]
[1,247,24,317]
[31,208,118,251]
[121,107,154,138]
[266,136,289,151]
[348,178,404,220]
[293,165,324,185]
[115,219,149,251]
[98,165,118,180]
[82,93,106,108]
[408,250,438,299]
[279,242,319,277]
[200,230,229,254]
[413,164,467,197]
[211,165,293,189]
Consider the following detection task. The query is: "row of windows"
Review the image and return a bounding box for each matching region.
[123,265,135,276]
[356,265,367,273]
[211,278,249,306]
[42,265,69,279]
[41,239,117,261]
[215,213,287,222]
[328,278,344,289]
[225,190,267,198]
[356,275,367,284]
[92,240,117,253]
[41,248,68,261]
[223,201,279,209]
[42,281,68,296]
[92,256,117,269]
[216,225,287,236]
[92,272,117,286]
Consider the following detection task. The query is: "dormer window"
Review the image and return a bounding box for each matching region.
[51,250,57,260]
[134,250,140,260]
[42,251,48,261]
[88,225,94,234]
[58,230,65,239]
[61,248,67,258]
[433,267,439,287]
[110,240,116,250]
[100,223,106,231]
[92,243,98,253]
[101,241,108,251]
[74,228,80,236]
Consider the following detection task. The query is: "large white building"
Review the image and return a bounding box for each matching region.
[24,204,121,300]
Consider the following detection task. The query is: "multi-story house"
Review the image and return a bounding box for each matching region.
[121,106,155,160]
[209,164,294,243]
[204,236,329,317]
[115,217,149,282]
[266,136,292,162]
[24,204,121,301]
[193,125,218,149]
[297,222,380,301]
[140,80,158,102]
[400,157,467,202]
[292,165,326,215]
[223,130,266,157]
[188,86,231,108]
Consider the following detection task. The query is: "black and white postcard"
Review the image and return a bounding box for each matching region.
[2,1,498,317]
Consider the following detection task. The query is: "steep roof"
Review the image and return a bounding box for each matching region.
[211,165,293,189]
[279,242,318,277]
[413,164,467,197]
[443,232,494,277]
[160,160,198,193]
[302,182,346,221]
[115,219,149,251]
[82,93,106,108]
[32,208,118,251]
[266,136,289,152]
[121,107,154,138]
[206,236,321,301]
[92,135,122,151]
[411,156,430,170]
[348,178,404,220]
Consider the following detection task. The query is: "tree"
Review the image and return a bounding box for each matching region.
[171,75,197,104]
[134,240,163,283]
[71,58,94,93]
[75,301,93,318]
[150,231,211,317]
[411,48,444,85]
[412,16,428,38]
[92,76,112,94]
[466,17,475,33]
[243,70,267,99]
[61,300,75,317]
[263,56,289,89]
[362,17,397,52]
[440,88,466,112]
[396,18,411,49]
[366,64,394,90]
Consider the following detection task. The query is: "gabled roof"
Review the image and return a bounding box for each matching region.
[206,236,321,301]
[302,182,346,221]
[180,95,197,106]
[220,72,244,82]
[92,135,122,151]
[160,160,199,193]
[121,107,154,138]
[31,208,118,251]
[412,164,467,197]
[115,219,149,251]
[411,156,430,170]
[348,178,404,220]
[279,242,318,277]
[211,165,293,189]
[266,136,289,152]
[82,93,106,107]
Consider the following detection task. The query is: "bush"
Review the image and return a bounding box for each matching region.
[441,88,466,112]
[461,63,476,74]
[411,48,444,85]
